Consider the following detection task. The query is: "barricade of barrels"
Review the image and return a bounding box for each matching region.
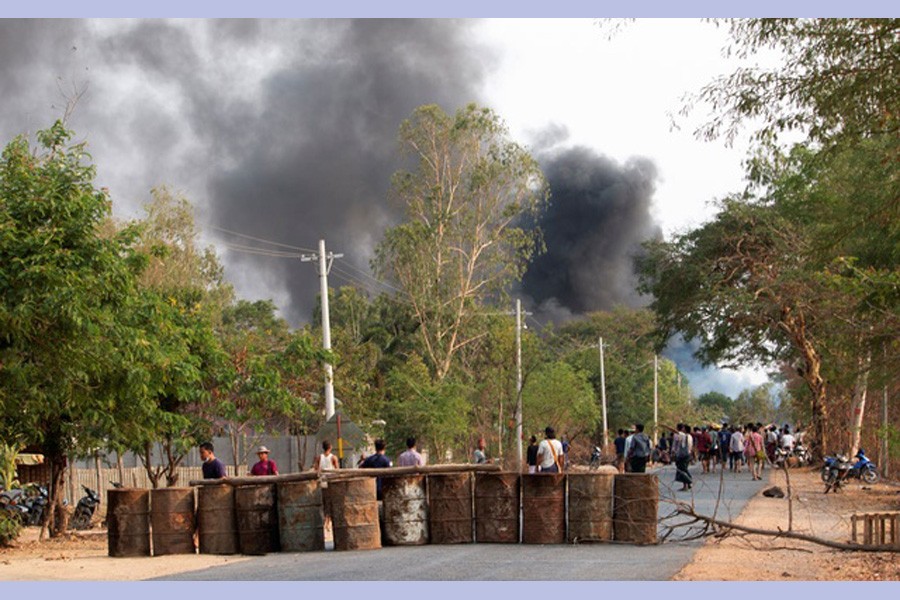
[106,466,659,557]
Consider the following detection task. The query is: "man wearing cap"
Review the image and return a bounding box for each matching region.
[250,446,279,476]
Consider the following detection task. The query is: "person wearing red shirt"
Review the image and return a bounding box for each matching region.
[250,446,279,476]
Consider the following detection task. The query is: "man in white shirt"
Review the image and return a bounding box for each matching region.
[536,427,564,473]
[781,426,796,451]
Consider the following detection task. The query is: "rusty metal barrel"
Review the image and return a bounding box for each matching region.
[235,484,280,555]
[277,480,324,552]
[567,472,615,543]
[428,472,473,544]
[522,473,566,544]
[474,472,519,543]
[107,488,150,557]
[382,475,429,546]
[613,473,659,544]
[150,487,196,555]
[327,477,381,551]
[197,484,239,554]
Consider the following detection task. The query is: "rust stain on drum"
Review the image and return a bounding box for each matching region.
[235,484,280,555]
[328,478,381,551]
[278,480,324,552]
[197,485,238,555]
[474,472,518,543]
[522,474,565,544]
[107,489,150,557]
[382,475,428,546]
[613,473,659,544]
[567,473,614,543]
[150,487,196,555]
[428,472,473,544]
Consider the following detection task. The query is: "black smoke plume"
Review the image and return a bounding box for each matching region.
[522,145,661,320]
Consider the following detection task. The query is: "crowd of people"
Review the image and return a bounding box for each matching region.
[610,421,807,491]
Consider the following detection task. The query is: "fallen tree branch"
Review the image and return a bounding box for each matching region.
[672,500,900,552]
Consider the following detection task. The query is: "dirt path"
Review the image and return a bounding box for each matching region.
[673,467,900,581]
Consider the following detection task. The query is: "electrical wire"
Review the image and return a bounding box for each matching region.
[221,242,302,258]
[210,225,317,253]
[336,260,404,294]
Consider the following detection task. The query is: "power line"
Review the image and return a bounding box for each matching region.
[222,243,302,259]
[211,225,317,253]
[337,261,404,294]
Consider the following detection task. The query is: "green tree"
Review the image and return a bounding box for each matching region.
[521,361,598,443]
[688,18,899,148]
[696,391,733,422]
[374,103,549,381]
[0,122,149,532]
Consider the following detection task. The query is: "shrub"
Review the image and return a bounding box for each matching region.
[0,510,22,547]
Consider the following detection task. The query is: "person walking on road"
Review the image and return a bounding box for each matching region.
[729,426,745,473]
[746,424,765,480]
[666,424,693,491]
[398,437,425,467]
[626,423,651,473]
[537,427,564,473]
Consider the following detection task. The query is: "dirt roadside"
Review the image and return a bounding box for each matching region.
[673,467,900,581]
[1,468,897,581]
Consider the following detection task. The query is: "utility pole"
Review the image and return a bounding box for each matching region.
[515,299,523,471]
[599,337,608,451]
[653,354,659,447]
[884,345,890,479]
[301,239,343,421]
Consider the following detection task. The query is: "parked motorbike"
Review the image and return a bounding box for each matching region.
[0,487,29,525]
[589,446,602,469]
[823,453,852,493]
[71,485,100,530]
[793,442,811,466]
[23,484,49,526]
[821,450,879,485]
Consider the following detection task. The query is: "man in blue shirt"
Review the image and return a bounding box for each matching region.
[361,439,392,500]
[199,442,227,479]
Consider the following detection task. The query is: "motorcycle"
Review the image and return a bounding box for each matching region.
[823,453,852,493]
[589,446,602,469]
[23,484,49,527]
[822,450,879,485]
[71,485,100,530]
[793,442,811,466]
[0,487,29,525]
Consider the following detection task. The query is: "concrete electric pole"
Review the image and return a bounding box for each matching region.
[301,239,343,421]
[599,337,609,451]
[653,353,659,447]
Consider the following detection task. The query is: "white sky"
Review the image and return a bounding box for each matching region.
[474,19,772,393]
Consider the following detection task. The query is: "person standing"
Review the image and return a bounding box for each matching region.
[696,427,712,473]
[473,437,490,464]
[729,426,745,473]
[746,425,765,480]
[199,442,227,479]
[718,426,732,471]
[536,427,564,473]
[361,438,392,500]
[250,446,279,476]
[614,429,627,473]
[315,440,339,473]
[398,437,425,467]
[526,435,539,473]
[670,424,693,490]
[626,423,651,474]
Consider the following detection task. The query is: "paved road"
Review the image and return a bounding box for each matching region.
[159,465,772,581]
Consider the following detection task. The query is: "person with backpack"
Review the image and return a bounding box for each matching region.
[626,423,652,473]
[250,446,279,476]
[537,427,565,473]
